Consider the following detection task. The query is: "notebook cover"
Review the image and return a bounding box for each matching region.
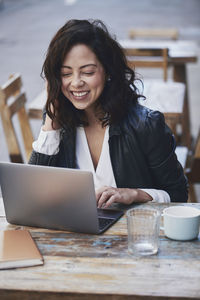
[0,230,44,269]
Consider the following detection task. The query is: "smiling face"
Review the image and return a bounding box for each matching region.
[61,44,106,115]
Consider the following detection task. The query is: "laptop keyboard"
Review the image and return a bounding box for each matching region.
[98,218,113,230]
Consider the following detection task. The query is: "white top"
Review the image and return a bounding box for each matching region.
[32,127,170,203]
[76,127,116,189]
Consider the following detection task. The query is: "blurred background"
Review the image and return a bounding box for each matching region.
[0,0,200,200]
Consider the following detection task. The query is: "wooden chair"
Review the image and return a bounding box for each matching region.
[124,47,168,81]
[125,48,190,145]
[137,79,186,142]
[185,129,200,203]
[129,28,179,40]
[0,73,33,163]
[28,89,46,120]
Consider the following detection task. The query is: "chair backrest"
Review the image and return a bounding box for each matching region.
[137,80,185,141]
[128,28,179,40]
[124,47,168,81]
[0,73,33,163]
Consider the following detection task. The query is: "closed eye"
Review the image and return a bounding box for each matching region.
[61,73,72,77]
[82,72,95,76]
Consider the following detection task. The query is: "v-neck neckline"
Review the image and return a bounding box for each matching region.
[78,127,108,174]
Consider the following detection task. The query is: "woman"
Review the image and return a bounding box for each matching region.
[29,19,188,207]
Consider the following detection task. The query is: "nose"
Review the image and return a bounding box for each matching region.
[71,75,84,88]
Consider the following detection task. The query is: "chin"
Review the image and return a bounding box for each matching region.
[73,103,89,110]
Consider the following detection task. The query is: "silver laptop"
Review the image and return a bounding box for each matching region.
[0,162,123,234]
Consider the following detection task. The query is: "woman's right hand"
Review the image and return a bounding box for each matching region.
[43,109,61,131]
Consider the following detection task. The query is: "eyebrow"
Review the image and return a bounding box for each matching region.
[61,64,97,69]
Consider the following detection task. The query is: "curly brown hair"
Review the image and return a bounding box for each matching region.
[42,19,143,129]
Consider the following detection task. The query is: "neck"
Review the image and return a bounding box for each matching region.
[85,107,101,127]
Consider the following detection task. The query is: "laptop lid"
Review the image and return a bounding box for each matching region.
[0,162,123,234]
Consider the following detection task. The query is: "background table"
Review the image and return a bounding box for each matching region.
[120,39,198,147]
[0,198,200,299]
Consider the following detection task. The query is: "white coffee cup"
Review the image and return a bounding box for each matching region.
[162,206,200,241]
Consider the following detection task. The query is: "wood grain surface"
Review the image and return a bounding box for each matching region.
[0,199,200,299]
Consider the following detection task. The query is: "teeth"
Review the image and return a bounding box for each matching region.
[72,91,88,97]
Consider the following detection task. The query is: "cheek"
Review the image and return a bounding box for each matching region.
[91,76,105,91]
[61,79,70,93]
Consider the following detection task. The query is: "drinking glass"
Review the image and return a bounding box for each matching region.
[127,207,161,256]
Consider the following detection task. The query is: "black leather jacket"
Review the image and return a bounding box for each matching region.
[29,103,188,202]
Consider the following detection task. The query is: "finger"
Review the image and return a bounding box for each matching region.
[97,189,115,208]
[95,186,109,202]
[103,191,123,208]
[103,194,119,208]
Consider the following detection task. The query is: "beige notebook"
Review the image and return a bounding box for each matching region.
[0,230,44,269]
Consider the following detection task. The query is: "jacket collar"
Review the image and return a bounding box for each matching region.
[62,122,122,140]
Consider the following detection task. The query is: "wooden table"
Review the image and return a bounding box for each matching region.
[0,197,200,299]
[120,40,198,64]
[120,39,198,147]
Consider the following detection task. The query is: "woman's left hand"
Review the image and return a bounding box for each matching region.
[96,186,153,208]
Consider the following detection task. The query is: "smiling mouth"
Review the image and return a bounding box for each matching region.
[71,91,89,97]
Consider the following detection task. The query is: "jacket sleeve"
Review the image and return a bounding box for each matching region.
[140,110,188,202]
[28,110,62,166]
[28,150,59,166]
[28,132,73,168]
